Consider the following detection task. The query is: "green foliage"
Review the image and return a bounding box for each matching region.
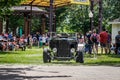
[31,16,42,33]
[0,0,24,18]
[8,15,42,34]
[56,7,69,32]
[56,5,90,33]
[56,0,120,33]
[101,0,120,32]
[0,0,119,34]
[108,0,120,19]
[9,15,24,32]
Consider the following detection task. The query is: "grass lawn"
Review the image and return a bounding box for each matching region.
[0,47,120,66]
[0,47,43,64]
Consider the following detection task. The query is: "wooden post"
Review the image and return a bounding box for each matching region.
[0,18,3,34]
[42,17,46,34]
[98,0,103,32]
[53,6,56,32]
[28,15,30,35]
[90,0,94,30]
[24,13,29,37]
[5,16,9,33]
[49,0,54,32]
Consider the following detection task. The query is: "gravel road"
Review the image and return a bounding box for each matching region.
[0,64,120,80]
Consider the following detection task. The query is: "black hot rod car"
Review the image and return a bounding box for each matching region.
[43,33,84,63]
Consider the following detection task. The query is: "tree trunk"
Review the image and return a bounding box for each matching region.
[98,0,103,32]
[49,0,54,32]
[90,0,94,30]
[6,16,9,33]
[0,18,3,34]
[42,18,46,34]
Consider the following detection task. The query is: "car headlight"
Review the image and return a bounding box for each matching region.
[71,48,75,53]
[53,48,57,53]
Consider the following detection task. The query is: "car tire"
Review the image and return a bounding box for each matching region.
[117,47,120,54]
[43,49,51,63]
[76,51,84,63]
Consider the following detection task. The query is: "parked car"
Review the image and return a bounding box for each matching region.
[43,33,84,63]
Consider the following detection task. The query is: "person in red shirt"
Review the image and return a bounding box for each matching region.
[99,29,108,54]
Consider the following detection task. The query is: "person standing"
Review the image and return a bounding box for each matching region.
[106,31,112,54]
[39,34,43,48]
[85,31,93,54]
[115,31,120,54]
[90,29,99,54]
[42,34,47,49]
[99,29,108,54]
[36,32,40,47]
[77,32,83,43]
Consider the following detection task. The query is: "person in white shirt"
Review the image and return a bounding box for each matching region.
[42,34,46,48]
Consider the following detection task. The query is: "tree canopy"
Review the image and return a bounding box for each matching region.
[0,0,23,18]
[56,0,120,33]
[0,0,120,34]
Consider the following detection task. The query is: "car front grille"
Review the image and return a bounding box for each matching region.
[57,40,70,57]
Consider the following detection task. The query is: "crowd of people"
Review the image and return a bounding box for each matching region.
[0,30,120,55]
[79,29,120,55]
[0,33,25,51]
[0,32,50,51]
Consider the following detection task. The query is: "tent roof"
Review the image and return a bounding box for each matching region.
[11,6,46,13]
[21,0,90,7]
[108,18,120,24]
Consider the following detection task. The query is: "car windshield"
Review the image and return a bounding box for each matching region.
[47,32,77,39]
[68,33,77,38]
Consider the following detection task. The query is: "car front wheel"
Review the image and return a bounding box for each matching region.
[43,49,51,63]
[76,51,84,63]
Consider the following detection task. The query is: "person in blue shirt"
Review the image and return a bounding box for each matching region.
[115,31,120,54]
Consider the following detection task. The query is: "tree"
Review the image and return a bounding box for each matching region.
[55,0,120,33]
[0,0,24,18]
[56,5,90,33]
[102,0,120,31]
[107,0,120,19]
[0,0,24,33]
[9,15,24,35]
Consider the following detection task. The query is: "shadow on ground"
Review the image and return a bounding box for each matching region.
[0,67,71,80]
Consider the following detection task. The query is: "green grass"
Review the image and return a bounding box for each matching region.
[0,47,43,64]
[0,47,120,66]
[84,54,120,66]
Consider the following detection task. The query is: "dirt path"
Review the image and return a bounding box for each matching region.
[0,65,120,80]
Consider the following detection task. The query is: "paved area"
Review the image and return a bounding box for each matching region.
[0,65,120,80]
